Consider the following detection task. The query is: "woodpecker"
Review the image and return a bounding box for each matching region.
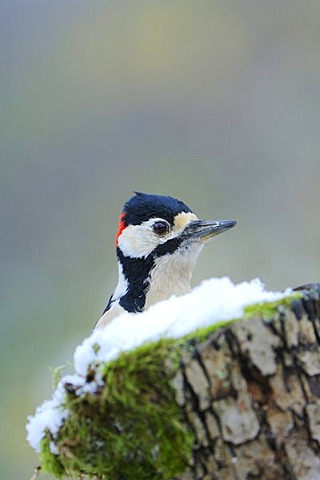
[95,192,236,329]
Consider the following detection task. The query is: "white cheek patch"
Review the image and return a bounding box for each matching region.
[118,212,199,258]
[117,224,159,258]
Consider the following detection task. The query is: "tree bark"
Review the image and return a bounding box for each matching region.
[35,286,320,480]
[174,286,320,480]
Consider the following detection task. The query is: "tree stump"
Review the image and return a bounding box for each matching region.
[29,285,320,480]
[174,285,320,480]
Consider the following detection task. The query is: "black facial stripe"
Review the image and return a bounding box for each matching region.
[153,236,184,257]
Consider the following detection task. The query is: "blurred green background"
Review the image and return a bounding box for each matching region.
[1,1,320,478]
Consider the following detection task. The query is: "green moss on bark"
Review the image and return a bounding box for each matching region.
[42,340,193,479]
[40,293,302,479]
[40,435,65,478]
[243,293,302,320]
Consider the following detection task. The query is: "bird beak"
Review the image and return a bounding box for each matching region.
[183,219,236,243]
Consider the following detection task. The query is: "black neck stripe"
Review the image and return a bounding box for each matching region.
[116,247,154,313]
[113,236,184,313]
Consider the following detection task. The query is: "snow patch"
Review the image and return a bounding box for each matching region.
[26,383,69,453]
[26,277,292,454]
[74,277,290,375]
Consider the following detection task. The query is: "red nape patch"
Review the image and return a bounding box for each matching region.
[115,213,127,245]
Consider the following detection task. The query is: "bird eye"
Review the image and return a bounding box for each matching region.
[152,221,169,236]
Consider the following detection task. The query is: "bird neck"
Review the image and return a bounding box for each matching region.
[144,247,202,308]
[113,245,203,313]
[113,249,154,313]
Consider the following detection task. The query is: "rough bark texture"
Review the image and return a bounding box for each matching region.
[172,287,320,480]
[36,287,320,480]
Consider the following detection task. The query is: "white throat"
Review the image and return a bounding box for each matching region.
[144,244,203,309]
[96,243,203,330]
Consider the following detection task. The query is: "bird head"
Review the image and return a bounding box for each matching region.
[116,192,236,259]
[105,192,236,312]
[97,192,236,328]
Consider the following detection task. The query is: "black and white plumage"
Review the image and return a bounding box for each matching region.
[95,192,236,329]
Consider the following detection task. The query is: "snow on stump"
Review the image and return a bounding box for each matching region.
[26,279,320,480]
